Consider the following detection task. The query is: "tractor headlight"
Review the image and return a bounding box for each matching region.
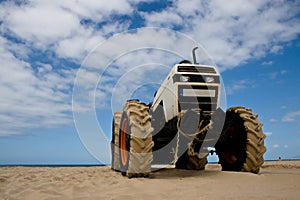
[180,75,190,82]
[205,76,214,83]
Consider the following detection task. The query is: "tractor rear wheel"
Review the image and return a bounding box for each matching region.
[215,106,266,173]
[111,110,122,171]
[119,100,154,178]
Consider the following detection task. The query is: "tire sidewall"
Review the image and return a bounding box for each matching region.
[111,118,115,167]
[119,111,131,173]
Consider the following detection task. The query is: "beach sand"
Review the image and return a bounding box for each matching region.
[1,161,299,199]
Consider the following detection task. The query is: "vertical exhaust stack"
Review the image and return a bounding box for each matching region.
[192,47,199,64]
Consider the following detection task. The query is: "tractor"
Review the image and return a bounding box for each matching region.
[111,47,266,177]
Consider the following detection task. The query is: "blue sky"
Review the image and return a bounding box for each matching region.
[0,0,300,165]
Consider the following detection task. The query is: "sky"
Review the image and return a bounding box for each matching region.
[0,0,300,165]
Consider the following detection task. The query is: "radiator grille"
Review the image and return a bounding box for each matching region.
[178,85,219,112]
[177,65,216,74]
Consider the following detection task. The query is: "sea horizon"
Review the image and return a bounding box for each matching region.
[1,159,299,168]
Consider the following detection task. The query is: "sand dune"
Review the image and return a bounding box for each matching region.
[1,161,299,199]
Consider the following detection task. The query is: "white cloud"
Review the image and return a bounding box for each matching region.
[282,110,300,122]
[142,0,300,70]
[1,0,300,136]
[266,69,288,80]
[2,0,299,68]
[129,0,157,3]
[62,0,132,19]
[82,27,207,70]
[269,118,278,123]
[273,144,288,149]
[55,28,105,62]
[265,132,273,137]
[74,28,204,112]
[270,45,283,53]
[1,2,80,48]
[225,79,253,95]
[262,61,273,66]
[142,9,183,28]
[0,36,76,136]
[280,70,288,75]
[0,0,132,51]
[281,105,287,109]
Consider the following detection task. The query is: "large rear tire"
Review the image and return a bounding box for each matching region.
[215,106,266,173]
[119,100,154,178]
[111,110,122,171]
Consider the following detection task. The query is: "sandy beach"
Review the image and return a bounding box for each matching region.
[1,161,299,200]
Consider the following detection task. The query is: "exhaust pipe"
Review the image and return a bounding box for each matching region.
[192,47,199,64]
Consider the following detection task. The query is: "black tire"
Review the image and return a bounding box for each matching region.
[175,110,211,170]
[175,150,208,170]
[175,109,210,170]
[215,106,266,173]
[119,100,154,178]
[111,110,122,171]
